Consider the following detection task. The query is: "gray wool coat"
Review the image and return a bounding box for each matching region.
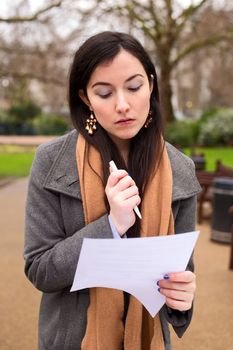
[24,129,201,350]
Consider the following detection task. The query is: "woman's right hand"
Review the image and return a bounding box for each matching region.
[105,168,141,236]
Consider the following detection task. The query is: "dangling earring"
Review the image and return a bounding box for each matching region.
[85,109,97,135]
[144,111,152,128]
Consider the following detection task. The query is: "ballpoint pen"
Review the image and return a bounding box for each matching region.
[109,160,142,219]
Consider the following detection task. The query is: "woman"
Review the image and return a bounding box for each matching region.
[24,31,201,350]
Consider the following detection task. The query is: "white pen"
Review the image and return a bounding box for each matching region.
[109,160,142,219]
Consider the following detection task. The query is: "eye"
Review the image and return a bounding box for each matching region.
[98,92,112,99]
[94,88,112,99]
[128,84,142,92]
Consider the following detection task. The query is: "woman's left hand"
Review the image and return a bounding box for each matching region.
[157,271,196,312]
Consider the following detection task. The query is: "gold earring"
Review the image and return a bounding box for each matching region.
[144,111,152,128]
[85,110,97,135]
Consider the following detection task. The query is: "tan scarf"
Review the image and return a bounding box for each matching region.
[76,134,174,350]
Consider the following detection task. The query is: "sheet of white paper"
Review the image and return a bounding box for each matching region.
[71,231,199,317]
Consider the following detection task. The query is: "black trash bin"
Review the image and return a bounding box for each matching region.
[211,177,233,243]
[191,155,206,171]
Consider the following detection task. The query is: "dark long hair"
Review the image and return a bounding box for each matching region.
[68,31,164,237]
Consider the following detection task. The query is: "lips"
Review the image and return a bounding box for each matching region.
[115,118,135,125]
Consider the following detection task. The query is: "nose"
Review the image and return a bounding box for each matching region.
[115,92,130,113]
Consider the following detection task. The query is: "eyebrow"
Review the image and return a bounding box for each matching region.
[91,74,144,88]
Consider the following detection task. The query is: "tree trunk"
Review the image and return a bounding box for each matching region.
[159,60,175,124]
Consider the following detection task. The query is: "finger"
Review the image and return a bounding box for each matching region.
[158,287,194,303]
[165,271,195,283]
[114,175,136,192]
[122,195,141,209]
[107,170,128,187]
[117,185,139,201]
[111,192,141,211]
[158,280,196,293]
[165,297,192,312]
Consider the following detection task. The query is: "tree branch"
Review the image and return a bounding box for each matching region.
[148,0,163,38]
[163,0,177,45]
[0,1,63,23]
[178,0,208,22]
[172,32,233,67]
[114,3,154,40]
[175,0,209,36]
[0,70,65,86]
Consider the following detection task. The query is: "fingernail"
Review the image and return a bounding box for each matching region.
[156,281,160,286]
[163,274,169,280]
[158,288,160,292]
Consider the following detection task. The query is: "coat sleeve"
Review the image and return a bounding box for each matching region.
[24,145,113,294]
[160,194,197,338]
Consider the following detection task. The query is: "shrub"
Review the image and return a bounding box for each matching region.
[0,101,41,135]
[165,120,199,147]
[0,110,35,135]
[0,110,10,134]
[198,109,233,146]
[9,101,41,122]
[33,113,70,135]
[198,107,219,123]
[0,108,70,135]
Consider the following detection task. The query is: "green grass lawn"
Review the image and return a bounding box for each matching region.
[0,145,232,178]
[184,147,233,171]
[0,153,35,178]
[0,145,35,178]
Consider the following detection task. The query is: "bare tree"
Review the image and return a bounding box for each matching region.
[173,7,233,114]
[0,1,63,23]
[1,0,232,119]
[204,43,233,108]
[0,0,118,111]
[95,0,233,122]
[0,0,96,110]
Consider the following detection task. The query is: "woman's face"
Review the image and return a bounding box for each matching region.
[80,49,153,150]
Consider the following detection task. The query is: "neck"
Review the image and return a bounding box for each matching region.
[109,135,130,165]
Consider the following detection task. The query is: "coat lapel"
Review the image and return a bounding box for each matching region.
[43,130,82,200]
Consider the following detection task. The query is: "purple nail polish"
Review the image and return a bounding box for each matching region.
[158,288,160,292]
[156,281,160,286]
[163,274,169,280]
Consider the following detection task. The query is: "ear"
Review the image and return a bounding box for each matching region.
[79,90,91,108]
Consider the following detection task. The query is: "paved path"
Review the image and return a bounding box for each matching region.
[0,135,55,146]
[0,179,233,349]
[0,179,40,350]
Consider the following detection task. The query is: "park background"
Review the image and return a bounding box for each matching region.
[0,0,233,349]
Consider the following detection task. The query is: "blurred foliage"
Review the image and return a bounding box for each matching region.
[0,100,70,135]
[166,107,233,147]
[6,78,32,107]
[32,113,69,135]
[198,108,233,146]
[0,110,9,134]
[9,101,41,122]
[198,107,220,123]
[0,100,41,135]
[165,119,200,147]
